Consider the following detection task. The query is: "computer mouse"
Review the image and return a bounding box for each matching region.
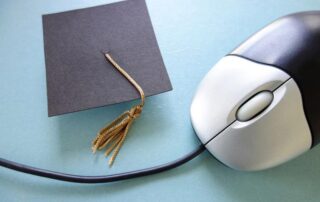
[190,11,320,171]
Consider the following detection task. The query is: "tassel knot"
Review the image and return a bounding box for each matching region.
[129,105,143,119]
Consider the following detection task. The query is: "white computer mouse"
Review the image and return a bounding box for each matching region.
[190,11,320,171]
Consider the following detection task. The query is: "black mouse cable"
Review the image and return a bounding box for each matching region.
[0,144,205,184]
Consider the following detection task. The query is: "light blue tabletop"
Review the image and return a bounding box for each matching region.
[1,0,320,201]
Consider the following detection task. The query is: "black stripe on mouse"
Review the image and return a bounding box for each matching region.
[230,11,320,147]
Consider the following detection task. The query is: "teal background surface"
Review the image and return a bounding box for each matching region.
[1,0,320,201]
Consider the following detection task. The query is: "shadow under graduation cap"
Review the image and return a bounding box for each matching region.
[42,0,172,116]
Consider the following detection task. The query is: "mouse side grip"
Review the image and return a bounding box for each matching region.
[230,11,320,147]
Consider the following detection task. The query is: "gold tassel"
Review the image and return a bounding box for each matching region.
[91,53,145,167]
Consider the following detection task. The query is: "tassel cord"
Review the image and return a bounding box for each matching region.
[92,53,146,166]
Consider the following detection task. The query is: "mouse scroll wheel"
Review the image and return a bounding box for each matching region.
[236,91,274,122]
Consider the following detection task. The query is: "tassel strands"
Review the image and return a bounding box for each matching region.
[92,53,145,167]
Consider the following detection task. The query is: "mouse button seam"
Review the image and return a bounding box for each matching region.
[204,120,236,146]
[205,78,293,146]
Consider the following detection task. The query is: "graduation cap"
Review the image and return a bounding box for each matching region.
[42,0,172,117]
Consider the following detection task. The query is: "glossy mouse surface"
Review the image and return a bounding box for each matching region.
[190,11,320,171]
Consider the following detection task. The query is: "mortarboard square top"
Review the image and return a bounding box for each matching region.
[42,0,172,116]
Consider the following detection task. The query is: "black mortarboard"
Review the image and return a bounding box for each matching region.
[42,0,172,116]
